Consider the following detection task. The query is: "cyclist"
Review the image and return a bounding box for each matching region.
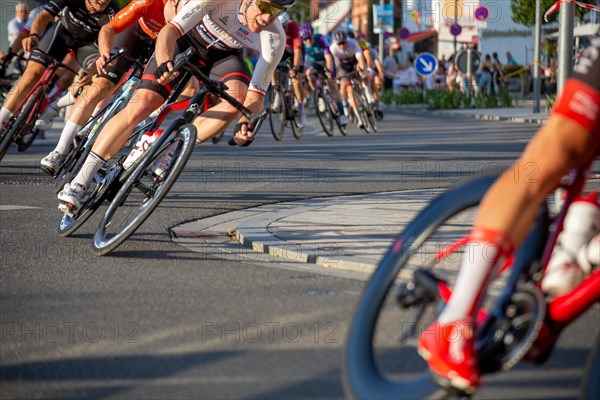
[418,36,600,393]
[329,30,368,129]
[40,0,168,175]
[271,12,306,127]
[299,23,347,126]
[0,0,120,128]
[358,38,383,113]
[57,0,294,211]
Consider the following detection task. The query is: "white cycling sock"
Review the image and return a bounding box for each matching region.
[72,151,105,189]
[0,107,14,126]
[54,120,82,155]
[438,242,499,324]
[56,91,75,109]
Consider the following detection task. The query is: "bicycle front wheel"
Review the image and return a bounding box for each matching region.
[343,178,496,399]
[93,123,197,255]
[268,86,286,141]
[0,86,43,161]
[315,89,334,136]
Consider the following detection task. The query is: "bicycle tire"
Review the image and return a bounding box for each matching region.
[56,163,121,237]
[366,104,378,133]
[93,123,197,255]
[351,89,370,134]
[268,86,286,141]
[343,177,497,399]
[16,128,42,152]
[315,89,334,137]
[0,86,43,161]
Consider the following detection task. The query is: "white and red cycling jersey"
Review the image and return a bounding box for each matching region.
[168,0,285,95]
[553,36,600,138]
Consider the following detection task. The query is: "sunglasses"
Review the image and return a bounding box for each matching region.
[338,41,347,46]
[254,0,285,18]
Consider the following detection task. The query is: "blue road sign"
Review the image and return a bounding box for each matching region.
[450,24,462,36]
[414,53,438,77]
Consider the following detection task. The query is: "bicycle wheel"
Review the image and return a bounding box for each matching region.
[57,162,122,237]
[315,89,334,137]
[365,103,378,133]
[93,123,197,255]
[268,86,286,141]
[0,86,43,161]
[16,128,43,152]
[351,89,370,134]
[343,178,494,399]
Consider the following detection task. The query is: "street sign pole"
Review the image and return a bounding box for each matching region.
[466,49,473,95]
[558,1,575,93]
[453,0,458,53]
[533,0,542,113]
[379,0,385,63]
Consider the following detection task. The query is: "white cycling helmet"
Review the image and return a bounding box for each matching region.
[278,11,290,26]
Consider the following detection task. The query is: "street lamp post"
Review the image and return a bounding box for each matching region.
[454,0,458,52]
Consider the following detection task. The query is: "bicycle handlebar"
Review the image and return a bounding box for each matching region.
[171,47,269,147]
[105,47,145,71]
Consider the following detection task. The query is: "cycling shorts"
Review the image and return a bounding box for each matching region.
[139,36,251,100]
[30,21,98,72]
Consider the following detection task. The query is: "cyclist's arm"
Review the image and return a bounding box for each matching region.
[157,1,207,66]
[292,38,302,70]
[22,9,55,51]
[325,53,334,75]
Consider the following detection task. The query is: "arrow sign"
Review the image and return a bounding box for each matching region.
[414,52,438,77]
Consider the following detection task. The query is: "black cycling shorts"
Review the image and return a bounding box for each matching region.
[139,36,251,100]
[30,21,98,71]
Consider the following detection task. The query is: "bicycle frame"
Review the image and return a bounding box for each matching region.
[425,166,599,361]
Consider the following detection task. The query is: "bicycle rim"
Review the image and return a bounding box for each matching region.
[315,90,334,136]
[343,178,496,400]
[268,87,286,141]
[0,87,43,161]
[93,124,197,255]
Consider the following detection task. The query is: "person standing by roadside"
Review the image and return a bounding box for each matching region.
[492,52,503,94]
[7,3,28,44]
[382,49,397,92]
[478,54,493,95]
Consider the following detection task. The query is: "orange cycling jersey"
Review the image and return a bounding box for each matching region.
[108,0,167,40]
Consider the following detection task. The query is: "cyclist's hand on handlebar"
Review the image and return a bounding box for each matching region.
[22,34,39,53]
[96,52,110,75]
[155,60,178,85]
[232,119,255,146]
[77,70,92,88]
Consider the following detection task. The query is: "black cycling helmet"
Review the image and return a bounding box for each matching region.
[333,30,348,44]
[347,31,355,39]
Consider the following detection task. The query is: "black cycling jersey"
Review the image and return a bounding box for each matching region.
[45,0,120,42]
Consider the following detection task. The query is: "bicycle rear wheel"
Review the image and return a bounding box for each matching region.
[93,123,197,255]
[315,89,334,136]
[268,86,286,141]
[0,86,43,161]
[343,178,495,399]
[365,104,378,133]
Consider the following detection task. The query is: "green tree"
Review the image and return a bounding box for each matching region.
[511,0,594,25]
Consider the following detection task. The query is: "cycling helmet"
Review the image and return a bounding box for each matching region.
[299,23,313,40]
[332,30,348,44]
[347,31,355,39]
[278,11,289,25]
[269,0,297,9]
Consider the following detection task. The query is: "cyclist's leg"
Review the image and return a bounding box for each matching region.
[193,53,251,142]
[1,22,68,126]
[419,116,600,391]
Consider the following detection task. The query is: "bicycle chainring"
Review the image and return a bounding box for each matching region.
[477,282,546,374]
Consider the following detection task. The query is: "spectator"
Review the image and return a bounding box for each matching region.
[7,3,27,44]
[478,54,493,94]
[492,52,503,94]
[382,49,398,91]
[446,58,458,91]
[506,51,517,66]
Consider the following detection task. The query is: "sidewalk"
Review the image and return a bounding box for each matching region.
[172,104,548,272]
